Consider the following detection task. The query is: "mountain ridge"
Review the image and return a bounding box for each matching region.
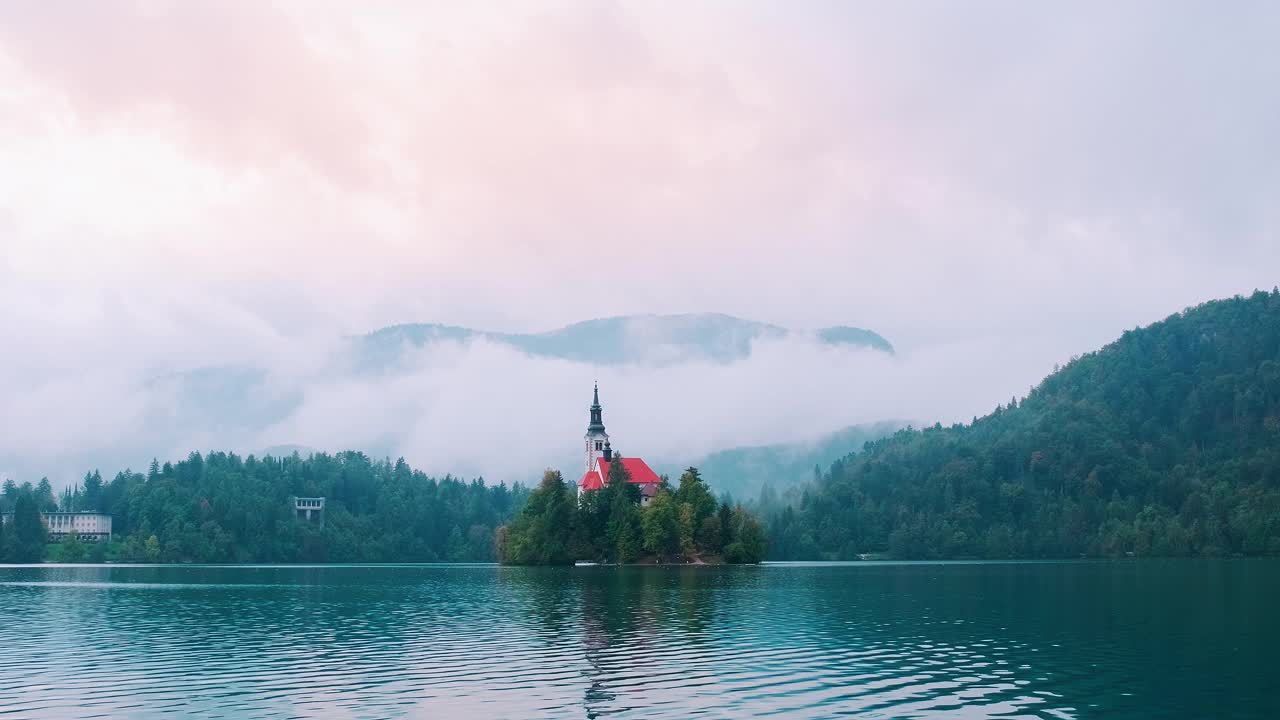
[359,312,892,368]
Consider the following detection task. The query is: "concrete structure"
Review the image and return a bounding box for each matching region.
[1,512,113,542]
[576,384,664,506]
[294,497,325,527]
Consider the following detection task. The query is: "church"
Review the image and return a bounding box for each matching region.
[577,384,664,505]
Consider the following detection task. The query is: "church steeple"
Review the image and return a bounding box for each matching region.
[584,383,609,472]
[587,382,605,433]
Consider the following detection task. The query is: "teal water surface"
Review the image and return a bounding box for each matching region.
[0,560,1275,719]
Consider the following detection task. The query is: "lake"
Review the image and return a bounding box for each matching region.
[0,560,1275,719]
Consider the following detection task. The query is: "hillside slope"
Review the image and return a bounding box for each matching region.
[770,290,1280,560]
[660,422,905,500]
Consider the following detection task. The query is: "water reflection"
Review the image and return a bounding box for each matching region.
[0,561,1275,719]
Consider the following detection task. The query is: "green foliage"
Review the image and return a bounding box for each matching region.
[144,535,161,562]
[498,470,575,566]
[677,504,695,555]
[698,515,723,555]
[8,488,48,562]
[675,468,717,530]
[35,478,57,513]
[641,491,681,559]
[605,488,642,564]
[768,290,1280,560]
[36,451,529,564]
[57,531,86,563]
[614,514,642,563]
[663,422,903,499]
[724,507,768,564]
[502,462,768,565]
[0,439,774,570]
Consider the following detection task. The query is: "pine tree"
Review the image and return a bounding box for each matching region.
[718,503,734,548]
[84,470,104,512]
[675,467,718,550]
[36,478,57,512]
[641,491,681,560]
[498,470,574,566]
[12,489,47,563]
[615,515,641,563]
[723,507,767,564]
[0,506,8,562]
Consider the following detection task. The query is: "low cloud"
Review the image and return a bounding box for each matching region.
[0,311,1080,488]
[0,3,1275,486]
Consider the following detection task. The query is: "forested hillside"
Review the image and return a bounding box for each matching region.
[661,421,903,500]
[1,452,528,563]
[769,290,1280,559]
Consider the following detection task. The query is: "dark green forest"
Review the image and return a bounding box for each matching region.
[766,290,1280,560]
[498,463,767,565]
[1,455,764,566]
[0,452,529,563]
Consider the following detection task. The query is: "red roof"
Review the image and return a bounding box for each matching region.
[578,457,663,490]
[579,468,605,491]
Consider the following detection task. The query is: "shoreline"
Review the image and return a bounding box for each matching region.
[5,556,1276,570]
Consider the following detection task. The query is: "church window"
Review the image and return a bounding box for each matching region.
[595,441,603,451]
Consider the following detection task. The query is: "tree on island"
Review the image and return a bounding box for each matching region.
[602,458,642,563]
[674,468,720,557]
[498,470,576,566]
[641,490,681,561]
[499,461,768,566]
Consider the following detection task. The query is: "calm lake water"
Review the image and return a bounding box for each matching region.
[0,560,1275,719]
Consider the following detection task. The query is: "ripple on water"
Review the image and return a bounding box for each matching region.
[0,561,1276,719]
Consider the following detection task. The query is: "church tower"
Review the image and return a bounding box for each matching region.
[584,383,610,472]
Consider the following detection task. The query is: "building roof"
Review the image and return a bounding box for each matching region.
[579,469,604,491]
[578,457,663,490]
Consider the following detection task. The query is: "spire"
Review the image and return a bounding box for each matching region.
[587,382,606,433]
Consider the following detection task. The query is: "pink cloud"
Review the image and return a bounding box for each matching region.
[0,1,372,183]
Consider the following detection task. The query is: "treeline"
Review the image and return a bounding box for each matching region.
[1,452,529,563]
[0,483,53,562]
[763,290,1280,560]
[498,463,766,565]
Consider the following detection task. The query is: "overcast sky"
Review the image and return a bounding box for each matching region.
[1,1,1277,484]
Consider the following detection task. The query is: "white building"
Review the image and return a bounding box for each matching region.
[576,384,664,506]
[1,512,113,542]
[293,497,325,527]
